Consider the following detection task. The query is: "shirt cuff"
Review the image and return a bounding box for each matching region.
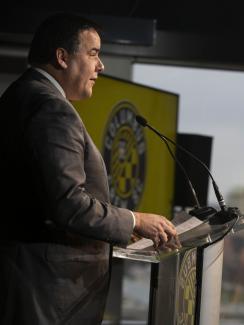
[130,211,136,229]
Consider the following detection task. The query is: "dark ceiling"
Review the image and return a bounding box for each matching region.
[3,0,244,34]
[2,1,244,71]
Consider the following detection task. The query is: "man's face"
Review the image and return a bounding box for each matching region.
[64,29,104,100]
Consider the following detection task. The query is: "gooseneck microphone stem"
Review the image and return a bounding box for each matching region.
[155,127,201,208]
[136,115,227,212]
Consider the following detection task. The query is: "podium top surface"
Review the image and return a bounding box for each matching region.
[113,208,243,263]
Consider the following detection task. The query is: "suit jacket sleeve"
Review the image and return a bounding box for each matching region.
[25,97,133,247]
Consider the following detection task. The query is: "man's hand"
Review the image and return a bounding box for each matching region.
[133,212,180,249]
[130,233,142,243]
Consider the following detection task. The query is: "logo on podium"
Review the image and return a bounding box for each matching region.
[177,248,197,325]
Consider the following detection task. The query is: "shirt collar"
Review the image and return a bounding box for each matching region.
[34,67,66,98]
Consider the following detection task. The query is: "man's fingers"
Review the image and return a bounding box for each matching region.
[174,236,182,249]
[165,236,182,250]
[164,217,175,228]
[153,236,160,249]
[165,222,177,235]
[158,230,168,243]
[159,221,177,238]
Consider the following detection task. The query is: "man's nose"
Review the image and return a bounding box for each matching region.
[97,57,104,73]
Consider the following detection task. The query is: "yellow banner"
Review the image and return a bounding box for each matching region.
[72,75,178,218]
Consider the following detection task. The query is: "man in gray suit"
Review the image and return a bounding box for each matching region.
[0,13,178,324]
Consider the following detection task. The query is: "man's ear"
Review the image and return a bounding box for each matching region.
[56,48,68,69]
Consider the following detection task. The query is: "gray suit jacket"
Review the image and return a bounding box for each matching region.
[0,68,133,324]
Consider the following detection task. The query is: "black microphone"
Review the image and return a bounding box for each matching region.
[137,116,201,209]
[135,114,227,213]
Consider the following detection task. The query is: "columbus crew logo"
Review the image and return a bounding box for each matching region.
[177,249,197,325]
[103,102,146,210]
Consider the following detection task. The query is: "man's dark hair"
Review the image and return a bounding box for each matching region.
[28,12,101,66]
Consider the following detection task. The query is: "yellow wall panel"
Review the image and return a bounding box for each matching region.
[72,75,178,218]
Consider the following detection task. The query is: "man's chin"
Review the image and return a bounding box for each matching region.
[69,90,93,101]
[83,88,93,99]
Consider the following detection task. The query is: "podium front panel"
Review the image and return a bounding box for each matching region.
[149,248,197,325]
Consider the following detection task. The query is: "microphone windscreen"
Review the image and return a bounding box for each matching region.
[136,115,147,127]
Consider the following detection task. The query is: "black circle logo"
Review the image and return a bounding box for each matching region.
[103,102,146,209]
